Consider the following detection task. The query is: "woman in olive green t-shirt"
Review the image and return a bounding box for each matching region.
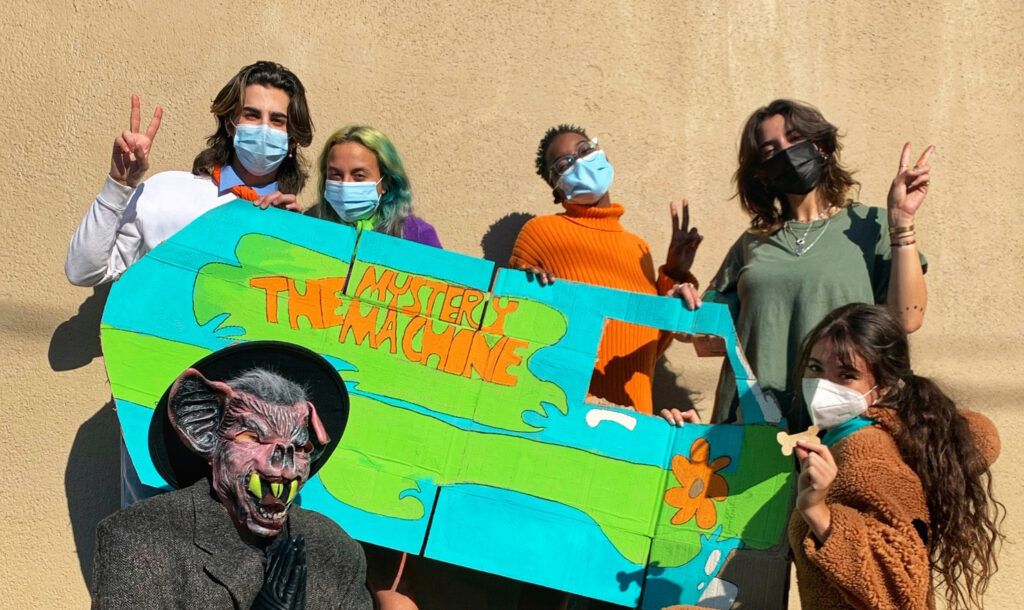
[678,99,930,431]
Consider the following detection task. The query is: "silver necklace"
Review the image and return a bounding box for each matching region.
[785,206,835,256]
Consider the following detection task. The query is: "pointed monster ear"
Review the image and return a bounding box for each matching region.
[307,401,331,446]
[167,368,235,458]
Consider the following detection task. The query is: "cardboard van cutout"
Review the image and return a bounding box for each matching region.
[102,201,793,609]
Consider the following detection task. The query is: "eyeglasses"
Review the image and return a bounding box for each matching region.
[550,138,599,177]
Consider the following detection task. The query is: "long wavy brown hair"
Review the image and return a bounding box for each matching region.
[735,99,859,233]
[191,60,314,195]
[794,304,1004,609]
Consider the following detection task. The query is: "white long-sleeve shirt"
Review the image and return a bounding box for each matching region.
[65,171,235,286]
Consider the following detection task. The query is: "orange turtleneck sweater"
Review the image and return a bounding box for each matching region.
[509,203,694,414]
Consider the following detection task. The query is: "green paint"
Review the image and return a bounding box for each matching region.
[106,233,796,574]
[101,326,211,409]
[650,427,794,567]
[102,327,793,570]
[192,235,570,433]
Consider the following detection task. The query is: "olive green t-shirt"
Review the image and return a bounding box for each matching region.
[707,203,926,430]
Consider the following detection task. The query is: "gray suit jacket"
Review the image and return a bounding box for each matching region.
[92,479,372,609]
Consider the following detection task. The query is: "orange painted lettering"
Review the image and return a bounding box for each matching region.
[319,277,347,327]
[461,332,498,380]
[375,309,399,354]
[340,300,379,345]
[420,320,455,370]
[422,280,448,317]
[354,265,393,302]
[489,337,527,386]
[402,317,425,360]
[397,276,425,317]
[480,297,520,335]
[250,276,288,323]
[456,289,485,327]
[439,286,465,324]
[442,327,475,374]
[287,279,325,330]
[385,273,413,309]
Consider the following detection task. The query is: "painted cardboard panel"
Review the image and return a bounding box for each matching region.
[101,201,795,607]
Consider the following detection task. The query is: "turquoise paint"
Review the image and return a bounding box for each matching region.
[355,229,494,293]
[351,384,672,470]
[115,399,171,489]
[660,424,744,474]
[101,204,791,606]
[641,526,743,609]
[424,483,646,607]
[297,476,437,555]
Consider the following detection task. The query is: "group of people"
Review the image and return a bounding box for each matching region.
[68,60,1003,609]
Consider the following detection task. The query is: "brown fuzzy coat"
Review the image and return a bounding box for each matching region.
[788,406,1000,610]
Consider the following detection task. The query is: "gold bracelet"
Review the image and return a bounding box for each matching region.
[888,224,915,235]
[891,239,917,248]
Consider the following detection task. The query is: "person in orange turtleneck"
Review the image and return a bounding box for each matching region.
[510,124,703,424]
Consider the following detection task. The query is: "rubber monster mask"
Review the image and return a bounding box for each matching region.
[167,368,331,538]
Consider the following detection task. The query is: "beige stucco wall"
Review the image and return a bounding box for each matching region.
[1,1,1020,607]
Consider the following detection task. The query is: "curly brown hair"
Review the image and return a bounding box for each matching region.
[735,99,859,233]
[191,60,314,195]
[794,304,1004,610]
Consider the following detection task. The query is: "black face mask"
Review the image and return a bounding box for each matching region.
[760,140,824,195]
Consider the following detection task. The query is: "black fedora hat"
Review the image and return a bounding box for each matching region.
[149,341,349,489]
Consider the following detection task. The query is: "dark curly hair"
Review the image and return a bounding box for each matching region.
[735,99,859,233]
[794,304,1004,610]
[535,124,588,185]
[191,60,314,195]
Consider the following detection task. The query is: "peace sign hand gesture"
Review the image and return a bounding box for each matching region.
[887,142,934,227]
[665,199,703,280]
[110,94,163,188]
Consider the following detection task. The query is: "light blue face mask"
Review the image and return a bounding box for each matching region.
[233,123,289,176]
[324,179,383,223]
[556,149,615,204]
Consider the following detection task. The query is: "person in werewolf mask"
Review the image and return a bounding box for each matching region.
[91,341,372,609]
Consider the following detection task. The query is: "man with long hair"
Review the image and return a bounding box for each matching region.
[65,61,315,508]
[65,60,313,287]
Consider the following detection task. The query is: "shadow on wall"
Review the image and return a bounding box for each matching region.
[49,284,110,371]
[51,284,119,590]
[480,212,534,266]
[64,400,120,591]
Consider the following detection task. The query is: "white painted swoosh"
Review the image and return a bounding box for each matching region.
[584,409,637,431]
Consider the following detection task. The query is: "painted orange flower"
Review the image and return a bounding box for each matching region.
[664,438,730,529]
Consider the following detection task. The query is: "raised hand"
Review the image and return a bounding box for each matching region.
[888,142,934,227]
[254,191,303,212]
[110,94,163,188]
[252,535,307,610]
[665,200,703,281]
[795,439,837,542]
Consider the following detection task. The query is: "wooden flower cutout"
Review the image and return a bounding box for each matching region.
[664,438,730,528]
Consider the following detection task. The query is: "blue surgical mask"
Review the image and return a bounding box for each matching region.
[556,150,614,204]
[324,179,383,222]
[233,124,289,176]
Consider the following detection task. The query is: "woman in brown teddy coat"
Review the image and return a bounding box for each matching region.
[788,303,1003,610]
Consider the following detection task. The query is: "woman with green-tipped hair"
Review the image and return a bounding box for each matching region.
[308,124,442,247]
[310,125,439,610]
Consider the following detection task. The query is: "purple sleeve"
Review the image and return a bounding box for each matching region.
[402,216,443,249]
